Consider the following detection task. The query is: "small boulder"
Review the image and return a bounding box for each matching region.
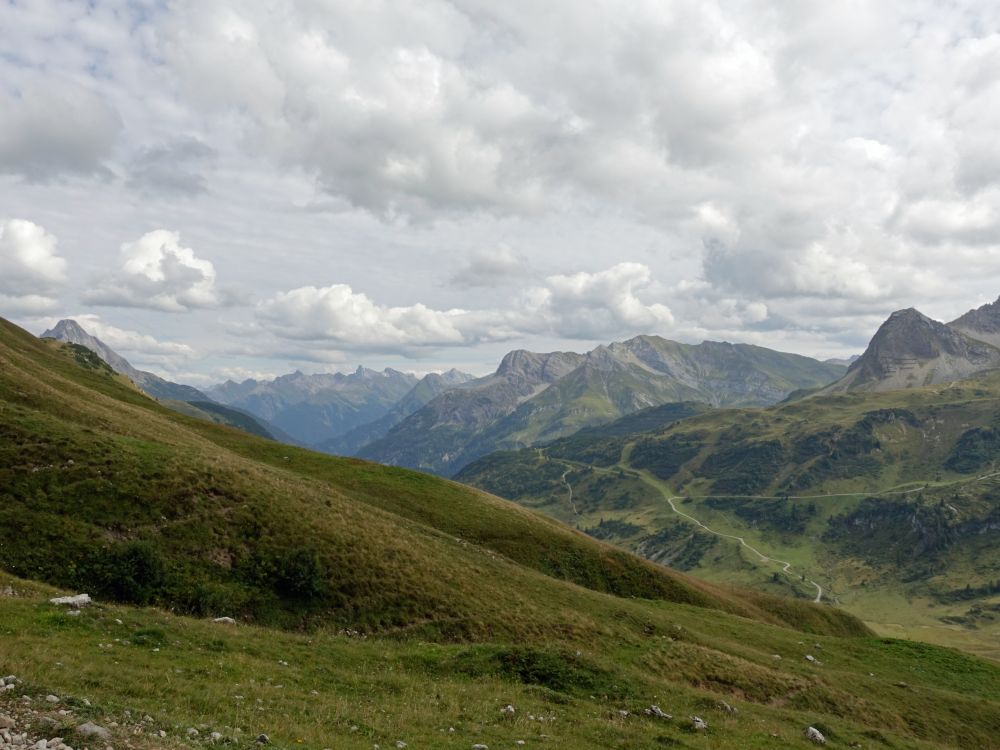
[256,733,270,744]
[213,617,236,625]
[804,726,826,744]
[717,701,737,714]
[46,695,60,703]
[500,704,515,715]
[0,715,15,729]
[76,723,111,741]
[643,705,671,720]
[49,594,91,608]
[690,716,708,731]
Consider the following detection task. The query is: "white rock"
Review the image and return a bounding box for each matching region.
[186,728,199,737]
[472,745,489,750]
[690,716,708,731]
[45,695,59,703]
[643,705,671,719]
[213,617,236,625]
[804,726,826,744]
[805,654,817,662]
[500,704,515,714]
[395,742,407,749]
[49,594,91,608]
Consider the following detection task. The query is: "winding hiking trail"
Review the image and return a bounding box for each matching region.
[559,467,580,516]
[634,471,825,602]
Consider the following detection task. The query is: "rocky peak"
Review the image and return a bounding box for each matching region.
[819,306,1000,394]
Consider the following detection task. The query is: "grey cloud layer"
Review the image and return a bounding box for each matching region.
[1,0,999,378]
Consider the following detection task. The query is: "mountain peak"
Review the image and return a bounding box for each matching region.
[42,319,89,339]
[820,306,1000,394]
[950,296,1000,348]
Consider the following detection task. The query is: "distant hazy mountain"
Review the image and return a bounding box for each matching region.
[818,307,1000,394]
[41,319,207,402]
[317,368,475,455]
[206,367,423,446]
[360,336,846,476]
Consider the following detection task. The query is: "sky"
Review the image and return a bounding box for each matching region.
[3,0,1000,385]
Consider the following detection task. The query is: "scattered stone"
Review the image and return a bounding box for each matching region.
[76,723,111,741]
[805,726,826,744]
[65,611,80,617]
[472,745,488,750]
[895,681,909,689]
[616,710,630,718]
[500,704,515,715]
[643,705,672,720]
[211,731,223,741]
[49,594,91,608]
[187,728,200,737]
[717,701,737,714]
[256,733,270,744]
[395,742,407,749]
[805,654,817,662]
[213,617,236,625]
[0,715,15,730]
[45,696,60,704]
[690,716,708,731]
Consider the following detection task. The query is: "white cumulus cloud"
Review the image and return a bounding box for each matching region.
[84,230,232,312]
[0,219,68,313]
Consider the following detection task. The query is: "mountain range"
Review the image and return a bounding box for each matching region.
[359,337,847,476]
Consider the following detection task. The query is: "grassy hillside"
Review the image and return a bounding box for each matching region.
[5,317,1000,747]
[7,570,1000,750]
[458,382,1000,659]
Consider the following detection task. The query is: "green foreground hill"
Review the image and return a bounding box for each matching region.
[458,375,1000,659]
[3,317,1000,748]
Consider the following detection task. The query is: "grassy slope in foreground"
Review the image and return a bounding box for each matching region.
[6,572,1000,750]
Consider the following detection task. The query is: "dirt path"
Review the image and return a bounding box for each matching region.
[635,471,824,602]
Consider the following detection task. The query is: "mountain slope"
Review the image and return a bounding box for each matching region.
[950,295,1000,348]
[207,367,422,446]
[363,337,844,476]
[41,318,207,401]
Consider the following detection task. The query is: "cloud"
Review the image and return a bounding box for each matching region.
[0,219,67,313]
[257,262,674,352]
[84,230,233,312]
[0,75,121,181]
[126,137,217,197]
[526,263,674,338]
[257,284,469,349]
[449,244,528,287]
